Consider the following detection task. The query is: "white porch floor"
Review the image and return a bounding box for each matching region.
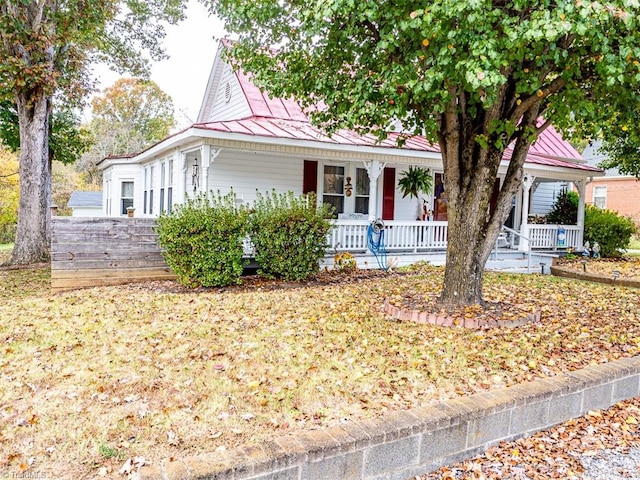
[321,248,558,274]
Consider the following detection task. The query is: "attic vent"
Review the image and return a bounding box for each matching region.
[224,82,232,103]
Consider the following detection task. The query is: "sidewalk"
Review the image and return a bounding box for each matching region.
[419,398,640,479]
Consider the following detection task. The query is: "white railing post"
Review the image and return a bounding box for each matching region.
[574,179,588,249]
[519,174,535,252]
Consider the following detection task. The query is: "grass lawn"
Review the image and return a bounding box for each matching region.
[1,261,639,479]
[629,235,640,251]
[0,244,11,265]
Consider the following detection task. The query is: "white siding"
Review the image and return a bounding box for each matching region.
[102,165,141,217]
[388,165,436,221]
[531,181,567,215]
[71,206,104,217]
[206,156,433,221]
[207,64,252,122]
[207,151,304,204]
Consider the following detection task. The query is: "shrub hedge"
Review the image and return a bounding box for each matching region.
[584,205,637,257]
[155,191,249,288]
[249,191,334,280]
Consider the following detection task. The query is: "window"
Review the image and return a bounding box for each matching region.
[323,165,344,216]
[143,167,148,214]
[149,166,154,214]
[160,162,166,213]
[120,181,134,215]
[167,159,173,214]
[593,186,607,208]
[355,167,370,214]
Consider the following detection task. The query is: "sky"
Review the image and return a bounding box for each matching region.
[92,0,227,129]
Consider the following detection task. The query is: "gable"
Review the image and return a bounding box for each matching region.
[202,62,252,123]
[197,45,252,124]
[197,41,307,124]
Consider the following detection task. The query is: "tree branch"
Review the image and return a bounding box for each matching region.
[535,117,553,136]
[508,76,566,124]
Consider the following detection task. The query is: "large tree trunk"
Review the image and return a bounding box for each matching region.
[8,94,51,265]
[437,89,539,307]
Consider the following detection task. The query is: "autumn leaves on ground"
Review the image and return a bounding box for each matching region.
[1,259,639,479]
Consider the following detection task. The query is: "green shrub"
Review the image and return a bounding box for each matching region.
[155,191,249,288]
[584,205,638,257]
[249,191,333,280]
[546,189,578,225]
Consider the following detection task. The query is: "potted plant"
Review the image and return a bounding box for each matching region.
[398,166,433,219]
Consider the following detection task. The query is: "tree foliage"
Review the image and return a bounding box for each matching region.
[77,77,176,184]
[546,189,578,225]
[210,0,640,305]
[0,0,186,265]
[594,100,640,178]
[0,145,18,227]
[90,78,175,154]
[0,0,187,105]
[0,101,92,165]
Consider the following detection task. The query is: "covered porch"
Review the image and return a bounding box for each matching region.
[323,152,601,262]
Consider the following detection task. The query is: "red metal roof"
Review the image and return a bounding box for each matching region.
[529,123,582,160]
[195,116,603,174]
[194,117,441,153]
[212,42,599,174]
[236,69,308,122]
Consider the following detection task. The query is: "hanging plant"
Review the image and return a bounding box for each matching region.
[398,166,433,199]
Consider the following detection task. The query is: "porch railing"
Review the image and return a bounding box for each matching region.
[328,220,448,253]
[528,225,581,250]
[328,220,581,254]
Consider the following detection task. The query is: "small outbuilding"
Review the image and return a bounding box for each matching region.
[67,191,103,217]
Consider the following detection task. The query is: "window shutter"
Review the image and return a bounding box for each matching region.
[382,167,396,220]
[303,160,318,194]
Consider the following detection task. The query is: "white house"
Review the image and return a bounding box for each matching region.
[98,41,603,257]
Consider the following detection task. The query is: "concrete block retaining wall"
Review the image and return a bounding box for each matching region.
[551,262,640,288]
[140,355,640,480]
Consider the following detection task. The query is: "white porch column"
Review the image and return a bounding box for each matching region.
[574,178,589,249]
[519,174,535,251]
[179,150,188,200]
[364,160,386,221]
[200,145,210,194]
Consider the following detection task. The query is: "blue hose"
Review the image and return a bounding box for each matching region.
[367,222,388,271]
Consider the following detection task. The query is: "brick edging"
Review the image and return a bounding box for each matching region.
[382,299,541,328]
[550,263,640,288]
[140,356,640,480]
